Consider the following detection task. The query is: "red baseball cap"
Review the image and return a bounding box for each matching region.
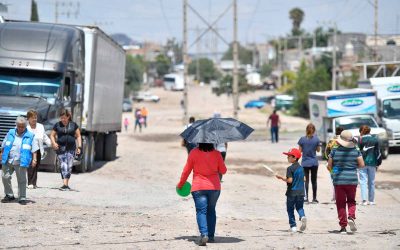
[282,148,302,159]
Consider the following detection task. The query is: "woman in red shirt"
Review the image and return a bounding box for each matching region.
[177,143,227,246]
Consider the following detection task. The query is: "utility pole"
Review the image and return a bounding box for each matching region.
[332,23,337,90]
[311,30,316,69]
[232,0,239,118]
[196,26,201,83]
[374,0,378,61]
[183,0,188,123]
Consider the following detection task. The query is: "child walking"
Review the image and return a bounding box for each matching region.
[123,117,129,132]
[276,148,307,233]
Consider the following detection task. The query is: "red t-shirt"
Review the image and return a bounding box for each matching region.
[269,113,279,127]
[178,148,227,192]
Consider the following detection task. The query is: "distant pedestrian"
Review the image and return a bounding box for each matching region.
[1,116,38,205]
[26,109,52,189]
[177,143,227,246]
[134,108,142,133]
[267,110,280,143]
[276,148,307,233]
[181,116,197,154]
[140,107,148,128]
[358,125,382,206]
[325,126,345,202]
[50,109,82,190]
[123,117,129,132]
[328,130,365,234]
[298,123,321,204]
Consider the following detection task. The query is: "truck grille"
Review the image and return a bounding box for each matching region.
[394,132,400,140]
[0,114,17,144]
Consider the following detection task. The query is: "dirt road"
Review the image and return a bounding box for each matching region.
[1,85,400,249]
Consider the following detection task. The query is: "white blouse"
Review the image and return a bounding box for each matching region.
[27,123,52,155]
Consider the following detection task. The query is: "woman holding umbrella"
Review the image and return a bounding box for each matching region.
[177,117,253,246]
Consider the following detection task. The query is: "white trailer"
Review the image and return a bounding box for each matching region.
[163,73,184,91]
[309,88,389,158]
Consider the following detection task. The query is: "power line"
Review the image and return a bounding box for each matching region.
[245,0,260,42]
[159,0,173,37]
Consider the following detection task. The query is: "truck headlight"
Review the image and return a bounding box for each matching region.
[378,131,388,140]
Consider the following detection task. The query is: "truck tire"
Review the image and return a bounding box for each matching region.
[76,135,95,173]
[75,136,89,173]
[104,133,117,161]
[95,133,105,161]
[381,145,389,159]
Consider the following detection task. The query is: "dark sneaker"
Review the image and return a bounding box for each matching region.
[348,217,357,232]
[60,185,68,190]
[198,235,208,246]
[18,200,27,205]
[311,199,319,204]
[65,186,71,190]
[208,237,215,243]
[339,227,347,234]
[1,195,16,203]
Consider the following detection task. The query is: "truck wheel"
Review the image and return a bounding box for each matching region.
[104,133,117,161]
[75,136,89,173]
[76,135,95,173]
[95,133,105,161]
[381,145,389,159]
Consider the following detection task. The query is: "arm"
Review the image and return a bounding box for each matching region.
[218,153,227,175]
[327,157,333,172]
[298,146,303,152]
[177,155,194,189]
[316,145,321,153]
[275,175,293,183]
[31,151,37,167]
[50,130,59,150]
[75,128,82,155]
[42,125,52,147]
[357,156,365,168]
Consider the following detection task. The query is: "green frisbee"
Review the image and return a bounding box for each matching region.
[176,182,191,197]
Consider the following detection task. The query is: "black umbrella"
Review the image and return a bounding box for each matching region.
[180,118,254,144]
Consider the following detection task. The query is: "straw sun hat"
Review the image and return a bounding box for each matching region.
[337,130,355,148]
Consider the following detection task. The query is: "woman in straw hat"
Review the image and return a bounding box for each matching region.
[328,130,365,234]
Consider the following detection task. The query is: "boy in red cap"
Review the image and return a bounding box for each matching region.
[276,148,307,233]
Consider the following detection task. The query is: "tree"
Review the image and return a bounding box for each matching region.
[155,54,171,77]
[125,55,145,94]
[165,38,183,64]
[289,8,304,36]
[30,0,39,22]
[188,58,219,83]
[260,63,273,77]
[221,42,253,65]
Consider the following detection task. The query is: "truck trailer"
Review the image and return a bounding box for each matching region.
[309,88,389,159]
[0,21,125,172]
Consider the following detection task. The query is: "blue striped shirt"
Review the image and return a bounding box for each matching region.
[329,146,361,185]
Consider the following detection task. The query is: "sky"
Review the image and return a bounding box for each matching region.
[2,0,400,51]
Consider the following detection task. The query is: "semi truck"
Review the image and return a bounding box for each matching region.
[0,21,126,172]
[359,77,400,148]
[309,88,389,159]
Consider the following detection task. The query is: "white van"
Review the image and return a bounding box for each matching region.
[163,73,184,91]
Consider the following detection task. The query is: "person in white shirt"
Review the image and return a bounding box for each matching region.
[26,110,52,189]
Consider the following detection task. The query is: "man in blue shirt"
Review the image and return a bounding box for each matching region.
[1,116,39,205]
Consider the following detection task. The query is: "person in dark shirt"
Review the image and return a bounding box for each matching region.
[267,110,281,143]
[50,109,81,190]
[276,148,307,233]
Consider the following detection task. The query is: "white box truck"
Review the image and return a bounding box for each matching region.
[365,77,400,148]
[309,88,389,158]
[163,73,184,91]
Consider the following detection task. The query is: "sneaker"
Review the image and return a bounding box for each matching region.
[290,227,297,233]
[339,227,347,234]
[65,186,71,190]
[311,199,319,204]
[18,200,27,205]
[60,185,68,190]
[299,217,307,232]
[369,201,376,205]
[208,237,215,243]
[198,235,208,246]
[362,201,368,206]
[33,185,38,189]
[1,195,16,203]
[27,184,34,189]
[348,217,357,232]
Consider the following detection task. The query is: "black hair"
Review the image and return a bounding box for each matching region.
[336,126,344,136]
[198,143,214,152]
[189,116,195,123]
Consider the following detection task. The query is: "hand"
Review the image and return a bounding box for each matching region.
[275,174,282,180]
[176,183,183,189]
[32,159,37,168]
[52,143,59,150]
[75,147,81,155]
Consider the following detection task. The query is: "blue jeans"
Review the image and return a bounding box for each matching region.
[192,190,221,238]
[271,126,279,143]
[286,195,305,227]
[359,166,376,202]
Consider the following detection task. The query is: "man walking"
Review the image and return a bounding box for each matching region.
[1,116,38,205]
[267,110,281,143]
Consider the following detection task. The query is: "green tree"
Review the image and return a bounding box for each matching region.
[292,61,330,117]
[289,8,304,36]
[155,54,171,77]
[213,73,256,96]
[125,55,145,95]
[260,63,273,77]
[221,42,253,65]
[188,58,219,83]
[165,38,183,64]
[30,0,39,22]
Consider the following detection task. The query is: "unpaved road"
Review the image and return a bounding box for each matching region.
[1,85,400,249]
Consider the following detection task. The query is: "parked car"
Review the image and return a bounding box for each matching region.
[258,96,275,104]
[133,92,160,103]
[274,94,294,110]
[244,100,266,109]
[122,98,133,112]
